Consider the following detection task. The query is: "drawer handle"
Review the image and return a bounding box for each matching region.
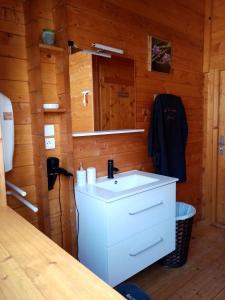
[129,237,163,257]
[129,201,163,215]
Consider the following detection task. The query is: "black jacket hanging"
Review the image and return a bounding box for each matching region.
[148,94,188,182]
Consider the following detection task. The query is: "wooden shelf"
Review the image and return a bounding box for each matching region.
[72,129,145,137]
[39,43,64,53]
[43,108,66,113]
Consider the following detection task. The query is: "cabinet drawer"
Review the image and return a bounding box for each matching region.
[105,184,176,246]
[108,219,175,287]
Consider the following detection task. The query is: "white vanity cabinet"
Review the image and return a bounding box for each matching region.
[75,171,177,287]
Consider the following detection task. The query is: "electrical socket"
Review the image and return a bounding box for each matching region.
[45,137,55,149]
[44,124,55,137]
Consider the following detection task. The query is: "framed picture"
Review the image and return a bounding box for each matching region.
[148,36,172,73]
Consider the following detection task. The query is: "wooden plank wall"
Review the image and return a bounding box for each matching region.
[24,0,74,251]
[67,0,205,216]
[202,0,225,71]
[0,0,73,251]
[24,0,55,239]
[0,0,38,225]
[208,0,225,70]
[0,0,205,252]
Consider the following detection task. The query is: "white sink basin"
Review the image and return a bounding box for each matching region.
[95,174,159,193]
[76,170,178,202]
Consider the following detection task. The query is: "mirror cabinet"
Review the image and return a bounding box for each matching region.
[69,52,136,133]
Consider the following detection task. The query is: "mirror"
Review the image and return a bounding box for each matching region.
[69,52,136,132]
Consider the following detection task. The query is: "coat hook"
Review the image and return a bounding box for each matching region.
[81,90,90,107]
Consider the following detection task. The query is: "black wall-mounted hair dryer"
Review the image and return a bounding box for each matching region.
[47,157,73,190]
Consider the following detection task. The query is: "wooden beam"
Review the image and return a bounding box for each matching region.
[211,70,220,223]
[53,1,76,254]
[203,0,212,73]
[24,1,51,237]
[202,69,219,223]
[0,120,6,206]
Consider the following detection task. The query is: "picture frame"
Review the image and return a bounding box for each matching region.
[148,36,172,73]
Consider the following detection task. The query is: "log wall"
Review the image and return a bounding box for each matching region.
[0,0,205,253]
[0,0,38,226]
[68,0,205,215]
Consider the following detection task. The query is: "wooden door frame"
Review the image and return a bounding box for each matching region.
[203,69,221,224]
[0,119,6,206]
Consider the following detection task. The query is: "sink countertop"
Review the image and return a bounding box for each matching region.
[75,170,178,202]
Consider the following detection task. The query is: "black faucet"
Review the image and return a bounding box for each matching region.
[108,160,119,179]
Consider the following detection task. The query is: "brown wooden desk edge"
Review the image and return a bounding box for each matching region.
[0,206,124,300]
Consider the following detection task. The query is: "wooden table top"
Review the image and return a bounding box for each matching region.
[0,206,124,299]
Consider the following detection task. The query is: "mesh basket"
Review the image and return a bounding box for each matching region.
[160,202,196,268]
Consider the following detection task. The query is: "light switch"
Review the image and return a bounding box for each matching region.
[44,124,55,137]
[45,137,55,149]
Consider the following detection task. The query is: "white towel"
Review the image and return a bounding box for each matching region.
[0,92,14,172]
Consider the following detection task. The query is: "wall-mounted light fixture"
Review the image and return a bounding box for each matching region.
[92,43,124,54]
[68,40,112,58]
[81,49,111,58]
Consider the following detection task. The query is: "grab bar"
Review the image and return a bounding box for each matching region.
[6,180,27,197]
[6,191,38,213]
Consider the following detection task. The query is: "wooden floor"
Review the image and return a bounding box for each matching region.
[130,221,225,300]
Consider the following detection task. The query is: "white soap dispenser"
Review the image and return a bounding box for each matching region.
[76,162,86,186]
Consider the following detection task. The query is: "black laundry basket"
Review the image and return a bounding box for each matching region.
[161,202,196,267]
